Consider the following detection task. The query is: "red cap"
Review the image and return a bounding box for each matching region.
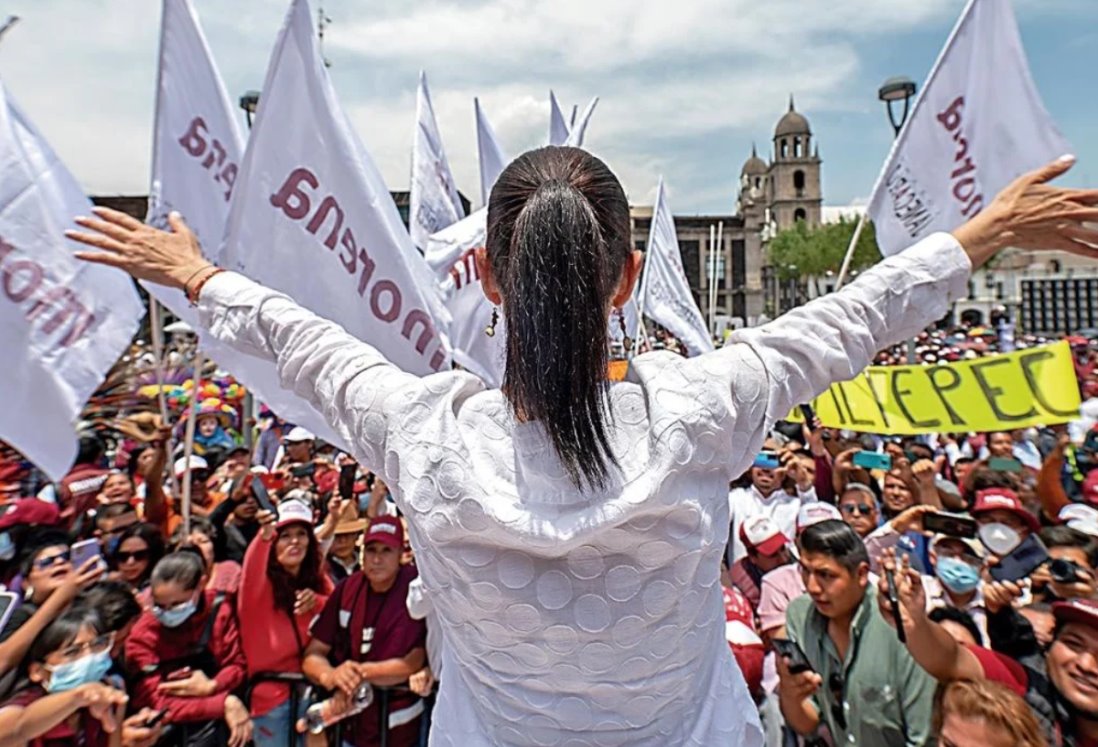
[1081,470,1098,507]
[363,516,404,550]
[739,515,788,557]
[0,499,60,531]
[971,488,1040,532]
[1052,598,1098,630]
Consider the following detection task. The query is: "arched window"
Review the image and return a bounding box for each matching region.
[794,138,802,158]
[754,177,761,190]
[780,139,788,159]
[793,170,806,192]
[794,208,807,222]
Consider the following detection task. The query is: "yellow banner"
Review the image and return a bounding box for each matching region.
[794,341,1081,435]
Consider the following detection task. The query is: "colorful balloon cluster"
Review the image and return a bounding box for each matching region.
[136,375,247,411]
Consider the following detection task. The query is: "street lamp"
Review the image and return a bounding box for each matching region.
[878,75,917,137]
[880,75,919,360]
[239,90,260,128]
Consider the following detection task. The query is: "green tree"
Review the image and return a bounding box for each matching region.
[767,217,882,289]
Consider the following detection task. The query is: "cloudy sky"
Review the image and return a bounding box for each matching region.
[2,0,1095,214]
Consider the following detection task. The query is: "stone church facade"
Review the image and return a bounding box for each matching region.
[631,97,822,329]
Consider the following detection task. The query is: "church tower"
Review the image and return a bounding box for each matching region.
[766,96,822,230]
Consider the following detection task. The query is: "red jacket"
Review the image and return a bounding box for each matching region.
[237,533,332,716]
[125,588,247,723]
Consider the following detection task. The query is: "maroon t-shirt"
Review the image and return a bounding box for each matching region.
[311,564,426,746]
[0,685,106,747]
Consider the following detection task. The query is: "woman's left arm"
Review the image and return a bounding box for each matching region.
[716,157,1098,429]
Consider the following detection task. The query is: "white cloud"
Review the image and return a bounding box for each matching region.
[0,0,1082,213]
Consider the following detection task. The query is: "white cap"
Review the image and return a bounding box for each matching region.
[276,499,314,529]
[739,515,788,556]
[1060,504,1098,538]
[283,427,316,443]
[173,455,209,477]
[796,503,841,533]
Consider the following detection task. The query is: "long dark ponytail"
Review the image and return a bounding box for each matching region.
[487,147,632,489]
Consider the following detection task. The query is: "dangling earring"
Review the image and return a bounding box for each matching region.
[618,308,633,353]
[485,306,499,337]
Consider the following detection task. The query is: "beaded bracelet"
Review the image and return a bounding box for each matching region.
[186,266,225,305]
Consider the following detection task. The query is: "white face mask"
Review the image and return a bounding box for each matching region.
[978,522,1022,556]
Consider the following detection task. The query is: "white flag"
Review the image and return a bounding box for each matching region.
[639,178,713,357]
[410,70,464,250]
[149,0,346,446]
[564,97,599,148]
[866,0,1069,256]
[0,84,143,479]
[220,0,451,392]
[475,98,508,206]
[549,90,570,146]
[425,209,504,386]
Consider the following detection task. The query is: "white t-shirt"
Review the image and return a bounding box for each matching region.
[198,232,969,746]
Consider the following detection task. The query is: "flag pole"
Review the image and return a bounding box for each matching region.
[147,297,180,498]
[180,350,205,537]
[834,211,868,290]
[711,223,720,333]
[713,220,724,336]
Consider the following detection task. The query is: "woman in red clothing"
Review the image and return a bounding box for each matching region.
[124,551,252,747]
[240,499,333,747]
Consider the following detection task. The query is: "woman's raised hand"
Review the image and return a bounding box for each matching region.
[954,155,1098,267]
[66,207,210,290]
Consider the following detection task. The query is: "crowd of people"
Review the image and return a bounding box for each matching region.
[0,407,433,747]
[0,148,1094,746]
[710,332,1098,746]
[0,332,1094,746]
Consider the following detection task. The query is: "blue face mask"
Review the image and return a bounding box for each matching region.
[936,556,981,594]
[0,532,14,562]
[154,597,198,628]
[45,649,113,693]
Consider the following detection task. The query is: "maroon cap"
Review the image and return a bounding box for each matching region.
[971,488,1040,532]
[363,516,404,550]
[0,499,60,531]
[1052,598,1098,631]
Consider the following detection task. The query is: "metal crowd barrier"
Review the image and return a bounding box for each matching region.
[245,673,437,747]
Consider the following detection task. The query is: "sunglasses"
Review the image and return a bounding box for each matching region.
[839,503,874,516]
[33,551,70,570]
[115,549,150,564]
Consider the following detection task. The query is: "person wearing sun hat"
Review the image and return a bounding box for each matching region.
[326,501,367,586]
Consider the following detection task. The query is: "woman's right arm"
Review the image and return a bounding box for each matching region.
[237,518,274,622]
[68,210,434,476]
